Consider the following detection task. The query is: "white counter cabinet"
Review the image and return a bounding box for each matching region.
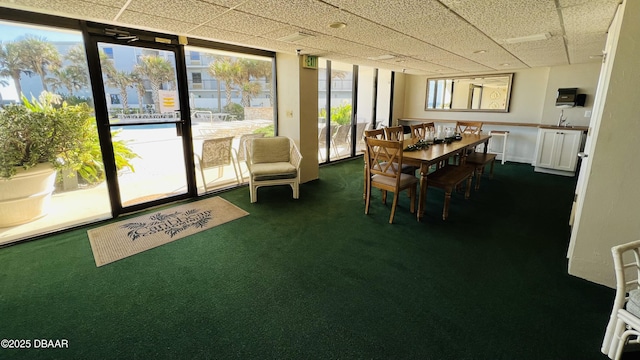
[533,127,583,176]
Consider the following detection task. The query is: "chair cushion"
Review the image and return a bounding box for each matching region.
[251,137,290,164]
[251,162,297,181]
[627,289,640,317]
[372,173,418,187]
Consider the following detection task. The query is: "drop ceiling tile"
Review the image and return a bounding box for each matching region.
[327,0,446,27]
[126,0,228,26]
[561,0,619,35]
[3,0,122,22]
[186,25,254,43]
[117,10,198,33]
[237,0,341,30]
[441,0,561,41]
[197,10,287,38]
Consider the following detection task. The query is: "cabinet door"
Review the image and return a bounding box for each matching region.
[555,131,581,171]
[535,130,557,168]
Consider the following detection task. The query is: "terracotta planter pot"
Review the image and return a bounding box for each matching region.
[0,163,57,228]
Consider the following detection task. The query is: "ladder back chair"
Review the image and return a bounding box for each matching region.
[384,125,405,141]
[410,122,436,139]
[455,121,483,135]
[364,137,419,224]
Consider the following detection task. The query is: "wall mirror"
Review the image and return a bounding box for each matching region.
[425,73,513,112]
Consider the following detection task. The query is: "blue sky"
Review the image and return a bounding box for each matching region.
[0,21,83,43]
[0,21,83,101]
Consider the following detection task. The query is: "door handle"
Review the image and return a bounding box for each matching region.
[577,152,588,158]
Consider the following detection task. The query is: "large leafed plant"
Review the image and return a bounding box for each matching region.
[0,91,137,183]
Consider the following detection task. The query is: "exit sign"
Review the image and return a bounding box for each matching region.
[302,55,318,69]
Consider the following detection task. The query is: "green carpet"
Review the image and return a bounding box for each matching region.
[0,159,617,359]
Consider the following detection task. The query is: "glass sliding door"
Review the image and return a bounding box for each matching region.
[376,69,393,128]
[183,46,275,194]
[328,61,353,161]
[356,66,375,153]
[0,20,110,244]
[317,59,355,163]
[95,41,189,208]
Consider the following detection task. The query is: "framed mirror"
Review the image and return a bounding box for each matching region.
[425,73,513,112]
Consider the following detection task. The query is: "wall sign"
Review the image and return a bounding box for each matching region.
[302,55,318,69]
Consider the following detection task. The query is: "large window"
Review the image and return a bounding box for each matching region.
[318,60,395,163]
[0,20,109,244]
[0,14,277,244]
[184,47,275,194]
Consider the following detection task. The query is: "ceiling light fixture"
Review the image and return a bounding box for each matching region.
[503,32,551,44]
[367,54,396,60]
[500,63,510,66]
[328,22,347,29]
[473,50,487,54]
[277,32,314,43]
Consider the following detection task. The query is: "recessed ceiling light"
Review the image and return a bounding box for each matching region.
[500,63,510,66]
[328,22,347,29]
[473,50,487,54]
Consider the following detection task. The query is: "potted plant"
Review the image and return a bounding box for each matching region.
[0,91,136,227]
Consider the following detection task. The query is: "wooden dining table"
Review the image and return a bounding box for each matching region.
[402,134,491,220]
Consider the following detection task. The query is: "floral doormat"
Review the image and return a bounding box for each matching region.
[87,197,248,267]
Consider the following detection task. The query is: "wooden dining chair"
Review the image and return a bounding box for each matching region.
[384,125,405,141]
[455,121,483,135]
[364,137,418,224]
[410,122,436,139]
[364,128,385,140]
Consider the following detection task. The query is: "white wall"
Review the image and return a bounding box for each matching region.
[401,64,601,164]
[568,0,640,287]
[276,53,319,183]
[541,63,602,127]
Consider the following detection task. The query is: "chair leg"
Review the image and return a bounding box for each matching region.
[365,182,372,215]
[475,166,482,190]
[389,192,399,224]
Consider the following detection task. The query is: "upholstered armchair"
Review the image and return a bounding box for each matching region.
[244,136,302,203]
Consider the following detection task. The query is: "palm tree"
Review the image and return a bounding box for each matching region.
[15,35,61,92]
[208,56,241,107]
[104,70,134,112]
[62,45,89,94]
[48,65,88,96]
[98,50,117,79]
[133,55,175,113]
[0,42,31,97]
[251,60,273,106]
[237,58,272,107]
[130,71,147,114]
[239,82,262,108]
